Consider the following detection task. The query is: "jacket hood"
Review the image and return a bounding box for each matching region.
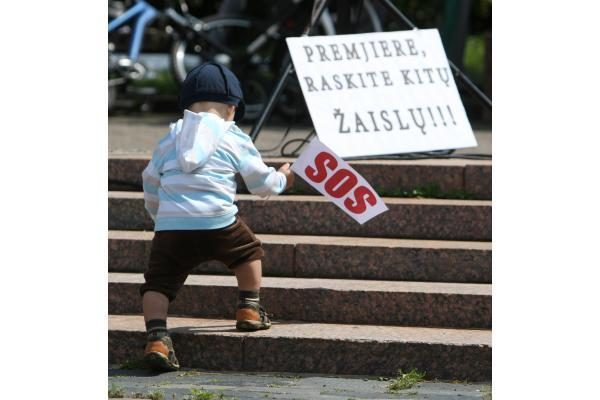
[174,110,234,173]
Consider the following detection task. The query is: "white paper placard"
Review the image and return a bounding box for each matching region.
[291,138,388,224]
[286,29,477,157]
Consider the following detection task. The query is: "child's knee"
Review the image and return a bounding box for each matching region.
[230,258,262,271]
[140,282,180,303]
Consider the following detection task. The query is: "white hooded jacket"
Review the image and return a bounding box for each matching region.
[142,110,287,231]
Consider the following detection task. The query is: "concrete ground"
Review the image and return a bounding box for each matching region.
[108,366,491,400]
[108,114,491,157]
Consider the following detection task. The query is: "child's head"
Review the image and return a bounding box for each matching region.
[179,62,245,122]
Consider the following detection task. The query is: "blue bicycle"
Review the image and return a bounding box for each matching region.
[108,0,159,110]
[109,0,236,111]
[108,0,269,112]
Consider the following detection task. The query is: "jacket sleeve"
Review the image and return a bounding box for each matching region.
[141,156,161,221]
[236,135,287,197]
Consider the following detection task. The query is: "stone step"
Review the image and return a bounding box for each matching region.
[109,231,492,283]
[108,273,491,329]
[108,314,491,381]
[108,192,492,241]
[109,155,492,200]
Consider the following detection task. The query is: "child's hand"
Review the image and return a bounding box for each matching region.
[278,163,295,191]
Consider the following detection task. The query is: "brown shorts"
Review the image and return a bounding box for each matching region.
[139,216,264,302]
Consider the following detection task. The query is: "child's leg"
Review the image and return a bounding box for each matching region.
[142,290,169,322]
[140,289,179,371]
[233,259,262,291]
[139,231,194,372]
[213,217,269,331]
[233,259,271,331]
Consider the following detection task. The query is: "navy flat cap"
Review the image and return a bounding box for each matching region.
[179,62,246,122]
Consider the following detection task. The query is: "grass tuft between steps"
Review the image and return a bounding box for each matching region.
[376,185,474,200]
[286,184,475,199]
[188,388,234,400]
[131,390,165,400]
[108,383,125,398]
[108,179,476,200]
[386,369,426,393]
[109,384,167,400]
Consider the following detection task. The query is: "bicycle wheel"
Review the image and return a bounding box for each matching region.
[170,15,272,120]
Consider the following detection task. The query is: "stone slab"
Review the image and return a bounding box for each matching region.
[109,324,243,373]
[108,192,492,241]
[108,156,492,199]
[109,231,492,283]
[108,156,149,191]
[108,273,491,329]
[109,315,491,380]
[465,164,492,200]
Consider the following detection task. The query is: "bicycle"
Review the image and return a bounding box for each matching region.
[108,0,280,115]
[168,0,384,119]
[108,0,217,112]
[108,0,162,111]
[108,0,383,119]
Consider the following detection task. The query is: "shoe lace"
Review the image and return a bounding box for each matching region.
[258,305,271,320]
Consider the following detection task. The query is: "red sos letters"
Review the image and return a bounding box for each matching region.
[305,151,377,214]
[291,139,388,224]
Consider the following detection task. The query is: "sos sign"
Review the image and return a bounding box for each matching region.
[291,138,388,224]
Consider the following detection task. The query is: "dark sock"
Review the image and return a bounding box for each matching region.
[146,319,168,340]
[238,290,260,308]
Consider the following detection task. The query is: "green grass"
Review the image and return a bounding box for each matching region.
[108,384,125,398]
[286,184,474,199]
[377,185,474,199]
[130,389,166,399]
[188,388,229,400]
[147,391,166,400]
[386,369,426,393]
[177,370,202,378]
[463,35,486,84]
[131,70,179,95]
[273,374,302,380]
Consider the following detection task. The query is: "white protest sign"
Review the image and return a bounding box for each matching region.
[286,29,477,158]
[291,138,388,224]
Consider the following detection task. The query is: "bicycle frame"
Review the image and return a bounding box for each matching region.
[108,0,159,61]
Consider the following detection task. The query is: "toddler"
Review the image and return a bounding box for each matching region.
[140,62,294,371]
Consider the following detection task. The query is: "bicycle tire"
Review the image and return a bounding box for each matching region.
[169,15,270,81]
[170,15,272,120]
[168,5,383,120]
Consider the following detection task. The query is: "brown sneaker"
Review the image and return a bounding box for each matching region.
[236,303,272,331]
[143,335,180,372]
